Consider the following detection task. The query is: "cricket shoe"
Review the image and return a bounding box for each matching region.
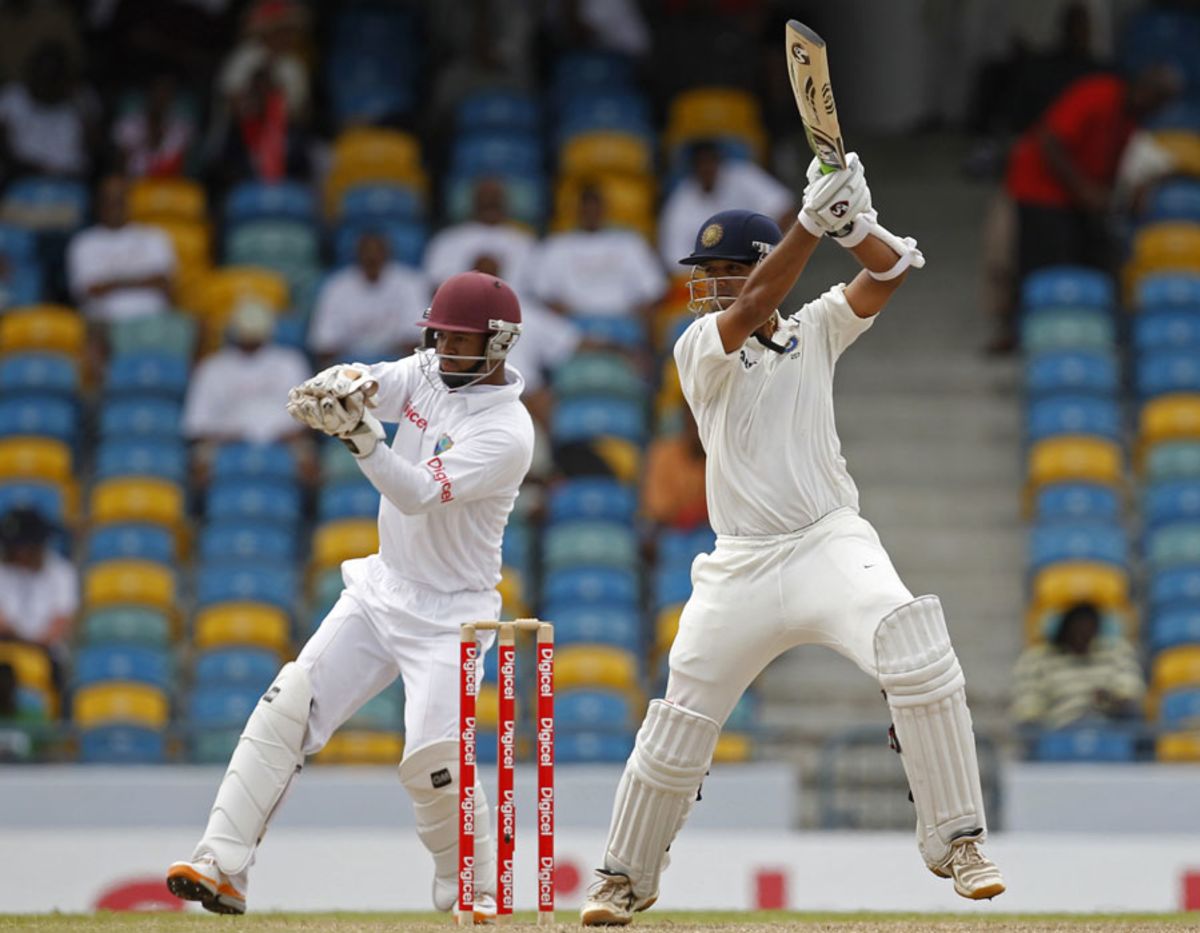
[935,839,1006,900]
[166,857,247,915]
[456,892,497,925]
[579,870,658,926]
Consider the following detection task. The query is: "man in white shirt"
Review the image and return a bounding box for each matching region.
[308,230,428,366]
[168,272,534,923]
[528,185,666,319]
[581,159,1005,926]
[66,174,176,324]
[658,140,794,270]
[0,40,95,178]
[424,178,535,288]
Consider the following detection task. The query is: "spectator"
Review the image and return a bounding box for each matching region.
[66,173,176,324]
[0,507,76,695]
[544,0,651,57]
[1012,602,1146,731]
[308,230,428,367]
[111,72,197,178]
[527,185,667,321]
[217,0,310,122]
[642,404,707,530]
[183,298,311,451]
[424,178,536,287]
[0,39,98,179]
[993,66,1179,351]
[0,0,83,88]
[658,140,793,269]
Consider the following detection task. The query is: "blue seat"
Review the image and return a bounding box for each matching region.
[340,184,424,223]
[451,133,543,177]
[542,567,639,607]
[1148,605,1200,654]
[1136,273,1200,309]
[1161,687,1200,730]
[189,683,261,729]
[1150,565,1200,609]
[0,397,76,445]
[193,647,279,689]
[1024,351,1118,397]
[1020,305,1115,352]
[95,439,186,483]
[1144,179,1200,223]
[99,399,182,439]
[104,352,190,400]
[74,645,172,690]
[556,689,636,733]
[570,315,647,351]
[654,565,694,609]
[503,520,532,578]
[556,92,653,143]
[543,604,641,653]
[208,480,301,526]
[317,480,380,522]
[0,263,42,308]
[552,397,647,444]
[334,220,426,267]
[1021,266,1114,311]
[1137,349,1200,398]
[1133,308,1200,352]
[1029,522,1128,572]
[1144,100,1200,133]
[87,523,173,565]
[555,731,635,764]
[0,481,63,522]
[725,692,760,731]
[199,521,296,563]
[1033,726,1137,762]
[0,223,36,260]
[443,172,547,227]
[657,527,716,568]
[543,520,638,570]
[1,176,88,231]
[225,181,316,224]
[195,562,298,614]
[1123,9,1200,94]
[1033,483,1120,522]
[1147,524,1200,570]
[553,51,637,99]
[212,442,297,483]
[1026,396,1120,442]
[548,478,638,524]
[457,90,540,133]
[80,725,165,764]
[1145,481,1200,531]
[0,352,77,396]
[330,82,414,125]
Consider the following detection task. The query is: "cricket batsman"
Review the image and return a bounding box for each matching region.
[581,156,1005,925]
[166,271,534,922]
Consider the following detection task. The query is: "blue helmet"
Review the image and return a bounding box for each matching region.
[679,209,782,266]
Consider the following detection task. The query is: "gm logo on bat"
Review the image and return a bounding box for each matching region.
[791,42,809,64]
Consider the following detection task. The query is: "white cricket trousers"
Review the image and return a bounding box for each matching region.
[666,507,914,724]
[295,555,499,755]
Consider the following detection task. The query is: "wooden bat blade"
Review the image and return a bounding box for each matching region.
[785,19,846,171]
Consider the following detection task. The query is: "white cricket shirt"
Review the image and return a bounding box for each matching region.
[674,284,873,537]
[356,352,534,593]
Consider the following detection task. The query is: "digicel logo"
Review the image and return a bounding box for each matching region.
[94,878,186,912]
[426,456,454,502]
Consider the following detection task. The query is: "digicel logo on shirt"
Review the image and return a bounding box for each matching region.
[426,456,454,502]
[403,400,428,430]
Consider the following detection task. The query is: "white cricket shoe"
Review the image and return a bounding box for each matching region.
[166,856,247,914]
[456,892,497,925]
[936,839,1006,900]
[579,870,658,926]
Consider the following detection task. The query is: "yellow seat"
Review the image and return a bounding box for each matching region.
[1139,395,1200,449]
[713,732,753,763]
[313,730,403,765]
[1151,645,1200,694]
[560,132,653,180]
[498,566,530,619]
[128,177,207,224]
[655,603,684,658]
[153,219,212,281]
[1029,561,1130,620]
[1152,131,1200,176]
[1026,605,1133,644]
[84,560,175,612]
[554,175,655,237]
[333,128,422,169]
[90,477,184,529]
[1130,221,1200,269]
[325,130,427,216]
[665,87,767,160]
[1027,436,1123,492]
[0,305,84,357]
[1157,731,1200,762]
[0,438,72,484]
[0,641,52,692]
[73,682,169,728]
[592,437,642,486]
[185,266,288,321]
[193,602,290,653]
[555,645,639,693]
[312,519,379,572]
[476,687,500,730]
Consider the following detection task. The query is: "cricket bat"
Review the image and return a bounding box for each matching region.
[785,19,846,175]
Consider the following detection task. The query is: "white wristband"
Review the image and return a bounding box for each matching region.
[796,208,825,238]
[867,240,923,281]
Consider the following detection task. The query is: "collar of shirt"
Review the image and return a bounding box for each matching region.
[458,365,526,413]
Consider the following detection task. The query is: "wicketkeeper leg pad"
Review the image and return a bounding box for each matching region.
[874,596,987,868]
[399,738,496,912]
[602,699,720,900]
[194,662,312,875]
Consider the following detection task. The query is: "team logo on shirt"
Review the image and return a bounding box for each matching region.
[784,336,800,357]
[700,223,724,248]
[434,433,454,455]
[739,349,760,370]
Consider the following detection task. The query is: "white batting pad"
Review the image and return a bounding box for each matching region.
[398,739,495,911]
[195,663,311,874]
[603,699,720,900]
[874,596,987,867]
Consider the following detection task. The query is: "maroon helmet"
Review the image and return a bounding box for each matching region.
[418,271,522,389]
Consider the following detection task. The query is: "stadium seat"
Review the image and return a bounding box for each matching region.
[1136,272,1200,309]
[1151,644,1200,693]
[547,478,638,524]
[95,440,186,483]
[0,176,87,231]
[212,442,298,483]
[86,523,174,565]
[104,352,190,400]
[713,732,754,763]
[570,315,647,350]
[225,181,316,224]
[555,644,640,693]
[317,480,380,522]
[1148,605,1200,655]
[1033,483,1121,522]
[74,645,171,690]
[1144,179,1200,223]
[1129,222,1200,272]
[154,219,212,288]
[1133,308,1200,353]
[90,477,184,528]
[1020,306,1114,354]
[193,602,290,653]
[128,177,206,224]
[457,89,540,133]
[1145,441,1200,481]
[187,266,288,327]
[199,522,296,563]
[108,313,197,360]
[1033,726,1137,762]
[1140,395,1200,448]
[1024,351,1118,397]
[73,682,170,729]
[1029,561,1130,615]
[1150,565,1200,610]
[334,219,426,267]
[1160,687,1200,730]
[187,684,259,763]
[1137,349,1200,399]
[344,687,404,732]
[542,521,638,571]
[79,725,166,764]
[654,603,684,658]
[97,398,183,440]
[312,519,380,571]
[1147,523,1200,568]
[1021,266,1114,310]
[654,565,694,609]
[79,607,171,648]
[0,305,83,357]
[1028,523,1128,572]
[552,352,646,400]
[658,526,717,567]
[542,604,642,653]
[193,647,279,689]
[664,86,766,160]
[207,480,301,526]
[498,565,530,619]
[502,520,533,579]
[0,641,52,692]
[1027,437,1123,490]
[0,482,63,524]
[226,219,319,269]
[1145,481,1200,530]
[543,567,639,606]
[313,730,404,765]
[194,565,297,616]
[83,560,175,613]
[1157,731,1200,762]
[554,731,634,764]
[1026,396,1120,442]
[0,437,71,485]
[553,175,654,237]
[552,396,647,444]
[0,352,78,397]
[560,131,652,179]
[0,396,77,446]
[556,689,638,733]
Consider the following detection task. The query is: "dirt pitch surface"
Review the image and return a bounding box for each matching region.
[2,913,1198,933]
